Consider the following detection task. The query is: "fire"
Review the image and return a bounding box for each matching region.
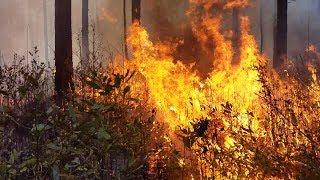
[128,25,207,128]
[127,1,262,132]
[111,0,320,178]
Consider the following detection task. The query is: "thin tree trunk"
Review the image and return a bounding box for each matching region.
[94,0,100,31]
[55,0,74,103]
[26,1,30,68]
[132,0,141,24]
[260,0,264,53]
[43,0,49,66]
[0,50,3,67]
[82,0,89,68]
[273,0,287,69]
[124,0,129,59]
[232,8,241,64]
[307,1,311,50]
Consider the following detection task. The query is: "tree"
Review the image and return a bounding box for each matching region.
[232,7,241,64]
[260,0,264,53]
[273,0,287,69]
[82,0,89,68]
[43,0,49,66]
[132,0,141,24]
[0,50,4,67]
[55,0,74,102]
[124,0,129,59]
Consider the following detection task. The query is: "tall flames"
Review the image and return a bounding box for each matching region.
[127,0,262,132]
[109,0,320,178]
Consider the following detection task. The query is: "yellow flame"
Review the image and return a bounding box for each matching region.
[127,17,262,134]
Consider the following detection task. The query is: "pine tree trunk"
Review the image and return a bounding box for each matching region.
[260,0,264,53]
[43,0,49,66]
[232,8,241,64]
[124,0,129,59]
[132,0,141,24]
[82,0,89,68]
[0,50,3,67]
[55,0,74,103]
[273,0,287,69]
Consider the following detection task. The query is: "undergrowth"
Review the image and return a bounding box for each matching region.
[0,47,320,179]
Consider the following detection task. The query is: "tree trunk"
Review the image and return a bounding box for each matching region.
[232,8,241,64]
[0,50,3,67]
[55,0,74,102]
[43,0,49,66]
[82,0,89,68]
[132,0,141,24]
[260,0,264,53]
[273,0,287,69]
[124,0,129,59]
[94,0,99,32]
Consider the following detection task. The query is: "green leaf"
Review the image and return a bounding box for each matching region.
[20,158,36,169]
[46,107,54,115]
[52,165,60,180]
[32,124,51,132]
[9,149,18,164]
[47,143,62,151]
[97,128,111,140]
[68,106,77,122]
[18,86,28,96]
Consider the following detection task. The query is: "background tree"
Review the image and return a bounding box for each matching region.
[124,0,129,59]
[260,0,264,53]
[273,0,287,69]
[132,0,141,24]
[43,0,49,66]
[232,7,241,64]
[82,0,89,68]
[55,0,74,101]
[0,50,3,66]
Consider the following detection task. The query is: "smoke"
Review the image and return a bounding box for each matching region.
[0,0,320,65]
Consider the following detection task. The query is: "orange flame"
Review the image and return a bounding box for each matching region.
[127,1,262,132]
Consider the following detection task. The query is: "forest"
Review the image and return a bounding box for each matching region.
[1,0,320,179]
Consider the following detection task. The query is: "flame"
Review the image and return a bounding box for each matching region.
[128,25,207,129]
[224,0,250,9]
[127,0,262,133]
[110,0,320,178]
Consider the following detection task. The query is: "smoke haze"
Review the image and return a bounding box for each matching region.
[0,0,320,65]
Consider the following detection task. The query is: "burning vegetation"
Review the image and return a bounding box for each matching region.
[1,0,320,179]
[122,1,320,178]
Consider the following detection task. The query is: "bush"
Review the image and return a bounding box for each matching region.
[0,49,179,179]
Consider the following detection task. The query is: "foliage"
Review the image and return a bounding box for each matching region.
[1,47,320,179]
[0,49,179,179]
